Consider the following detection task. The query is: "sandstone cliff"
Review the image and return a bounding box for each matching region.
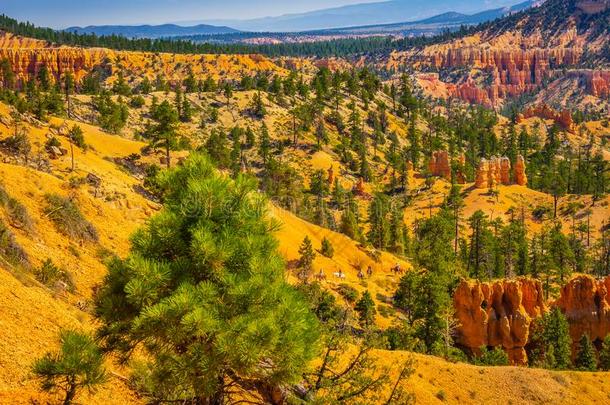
[455,275,610,365]
[0,33,286,88]
[556,275,610,347]
[474,155,527,189]
[454,278,546,364]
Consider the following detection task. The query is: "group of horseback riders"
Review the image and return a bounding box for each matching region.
[314,262,403,282]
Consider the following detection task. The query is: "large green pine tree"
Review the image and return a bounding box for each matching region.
[94,154,319,403]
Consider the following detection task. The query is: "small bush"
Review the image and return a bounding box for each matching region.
[69,125,87,150]
[34,258,76,292]
[0,184,33,231]
[45,136,61,150]
[129,95,146,109]
[473,346,509,366]
[320,237,334,258]
[436,390,446,401]
[2,132,31,158]
[337,283,359,303]
[532,205,552,221]
[43,194,98,242]
[0,219,29,267]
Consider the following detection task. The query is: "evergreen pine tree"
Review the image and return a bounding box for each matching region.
[258,123,271,164]
[298,236,316,282]
[355,290,376,328]
[148,100,179,168]
[367,193,389,249]
[32,330,106,405]
[320,237,334,258]
[599,335,610,371]
[575,334,597,371]
[94,155,319,403]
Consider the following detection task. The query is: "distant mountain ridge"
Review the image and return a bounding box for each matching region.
[322,0,539,35]
[65,23,239,39]
[189,0,532,32]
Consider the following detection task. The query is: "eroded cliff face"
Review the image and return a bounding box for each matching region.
[0,32,286,88]
[556,275,610,347]
[474,155,527,189]
[453,278,546,364]
[516,104,575,131]
[382,0,610,110]
[454,275,610,365]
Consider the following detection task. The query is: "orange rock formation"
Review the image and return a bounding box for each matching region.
[0,33,285,88]
[454,275,610,364]
[474,155,527,189]
[453,278,546,364]
[555,275,610,347]
[428,150,451,180]
[327,165,335,185]
[517,104,575,131]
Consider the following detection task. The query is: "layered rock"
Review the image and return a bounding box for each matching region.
[453,278,546,364]
[428,150,451,180]
[514,155,528,186]
[0,32,285,88]
[474,155,527,189]
[454,275,610,365]
[581,70,610,99]
[517,104,575,131]
[555,275,610,346]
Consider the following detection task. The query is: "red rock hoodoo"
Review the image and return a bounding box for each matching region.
[454,275,610,364]
[474,155,527,189]
[453,278,546,364]
[517,104,575,131]
[555,275,610,348]
[428,150,451,180]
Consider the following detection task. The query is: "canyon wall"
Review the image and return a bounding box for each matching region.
[474,155,527,189]
[454,275,610,365]
[453,278,546,364]
[556,275,610,347]
[517,104,575,131]
[0,33,285,88]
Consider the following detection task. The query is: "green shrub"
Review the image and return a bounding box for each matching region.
[473,346,509,366]
[45,136,61,150]
[34,258,76,292]
[129,95,146,109]
[0,184,33,231]
[32,329,106,404]
[69,125,87,150]
[43,194,98,242]
[320,237,334,258]
[2,132,31,158]
[0,219,29,267]
[337,283,359,303]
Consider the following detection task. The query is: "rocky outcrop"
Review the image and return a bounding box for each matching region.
[555,275,610,347]
[0,32,285,88]
[581,70,610,99]
[517,104,575,131]
[327,165,335,185]
[428,151,467,183]
[454,275,610,365]
[514,155,528,186]
[453,278,546,364]
[474,155,527,189]
[428,150,451,180]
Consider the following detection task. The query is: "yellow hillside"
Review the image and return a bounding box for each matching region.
[0,91,609,403]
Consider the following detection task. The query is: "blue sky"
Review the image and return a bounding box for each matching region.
[1,0,379,28]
